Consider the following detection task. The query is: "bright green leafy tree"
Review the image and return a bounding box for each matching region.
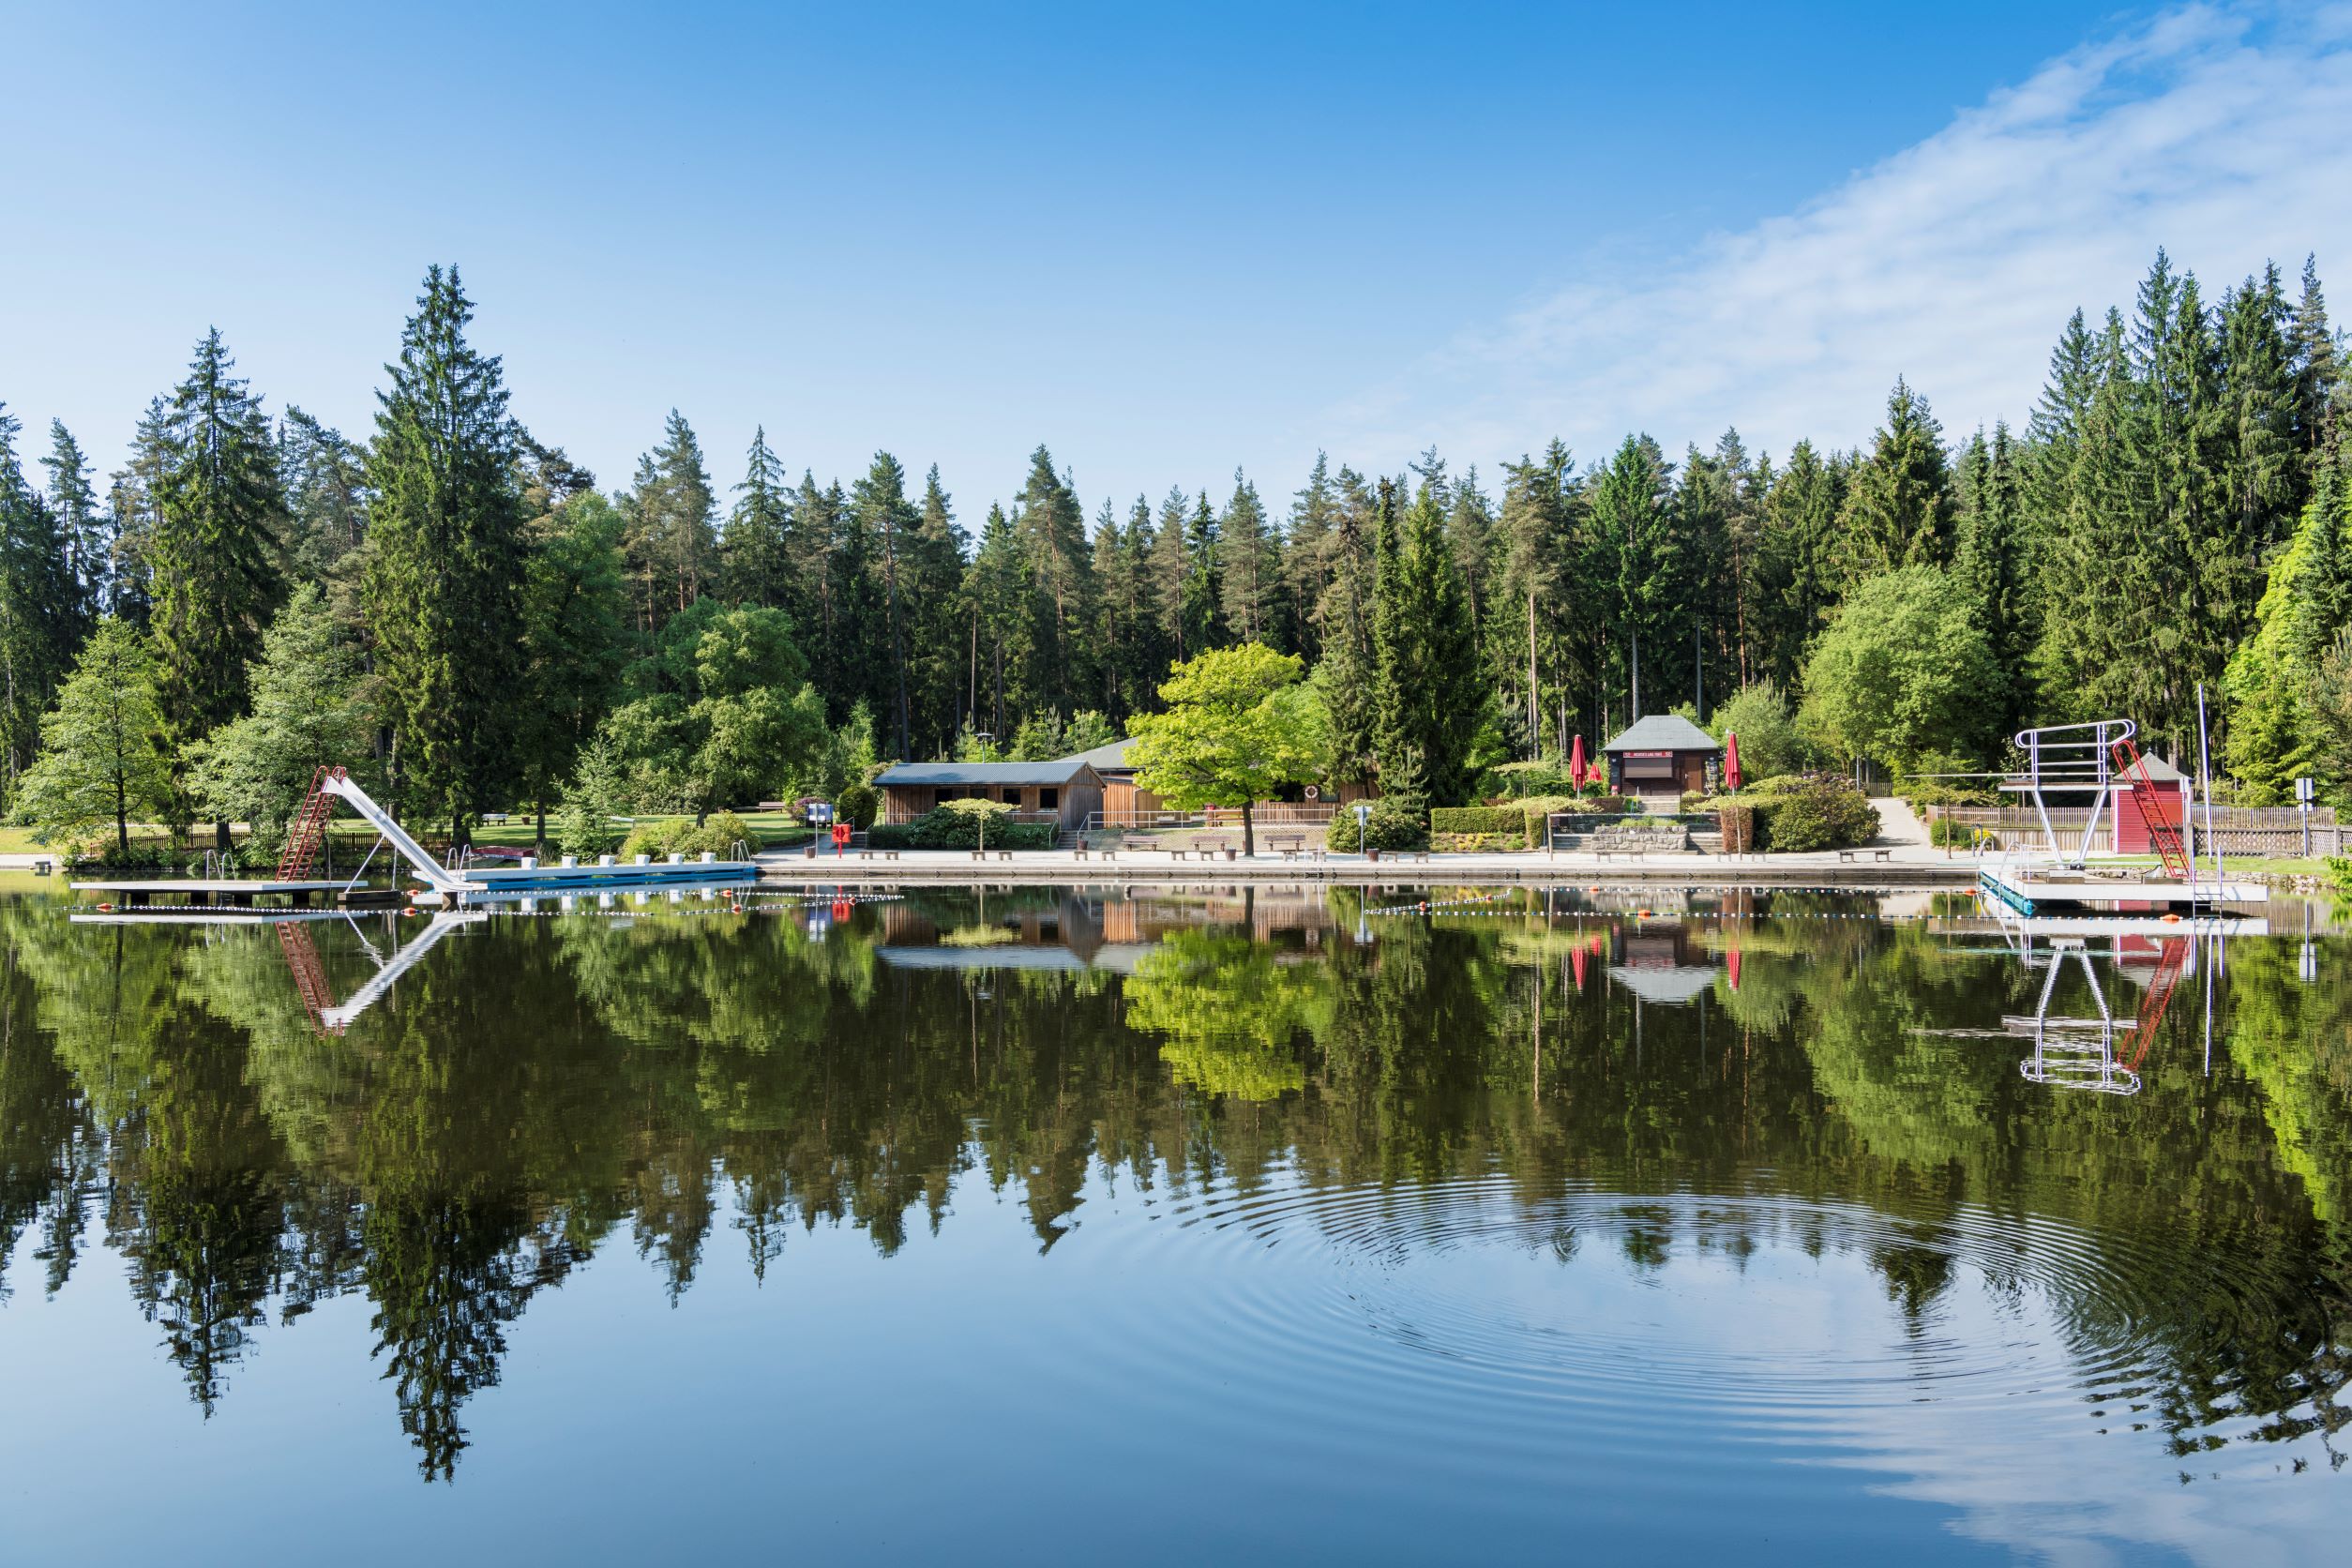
[1128,641,1322,856]
[16,617,172,860]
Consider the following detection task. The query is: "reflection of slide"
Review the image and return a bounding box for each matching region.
[2001,940,2141,1095]
[276,911,486,1033]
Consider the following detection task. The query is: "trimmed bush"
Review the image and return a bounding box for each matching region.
[836,780,879,830]
[1433,832,1522,853]
[1429,807,1525,837]
[1329,800,1426,852]
[904,807,1058,850]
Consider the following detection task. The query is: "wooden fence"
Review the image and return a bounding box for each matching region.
[1934,804,2342,858]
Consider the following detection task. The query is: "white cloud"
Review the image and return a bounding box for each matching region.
[1335,2,2352,469]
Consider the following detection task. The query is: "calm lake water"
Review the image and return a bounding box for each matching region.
[3,882,2348,1564]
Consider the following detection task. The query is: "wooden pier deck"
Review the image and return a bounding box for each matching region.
[70,878,358,908]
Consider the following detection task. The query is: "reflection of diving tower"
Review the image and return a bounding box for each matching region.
[2000,936,2188,1095]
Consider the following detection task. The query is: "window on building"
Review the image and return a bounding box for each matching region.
[1040,789,1058,810]
[1003,788,1022,805]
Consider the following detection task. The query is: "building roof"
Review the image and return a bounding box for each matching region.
[874,759,1098,788]
[1065,737,1138,774]
[1604,714,1721,753]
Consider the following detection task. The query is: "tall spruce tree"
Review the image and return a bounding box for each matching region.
[39,421,104,639]
[1371,475,1484,808]
[626,410,716,629]
[1835,379,1952,580]
[1182,490,1222,656]
[275,407,369,588]
[851,451,921,759]
[0,409,85,792]
[907,465,970,755]
[1011,446,1095,717]
[362,265,527,838]
[1952,423,2031,739]
[1748,441,1843,694]
[1149,486,1194,663]
[1588,434,1680,727]
[148,329,288,835]
[1495,441,1577,755]
[1216,470,1281,646]
[722,427,793,611]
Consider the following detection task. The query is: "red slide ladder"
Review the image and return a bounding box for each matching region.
[2106,734,2194,882]
[276,764,346,881]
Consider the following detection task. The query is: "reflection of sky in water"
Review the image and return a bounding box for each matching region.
[9,1164,2337,1565]
[5,887,2350,1561]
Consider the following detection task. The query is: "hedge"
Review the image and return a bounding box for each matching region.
[867,807,1059,851]
[1429,807,1526,837]
[1328,800,1427,852]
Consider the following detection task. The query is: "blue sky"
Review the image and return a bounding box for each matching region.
[5,1,2348,518]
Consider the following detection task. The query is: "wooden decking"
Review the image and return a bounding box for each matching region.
[70,879,354,908]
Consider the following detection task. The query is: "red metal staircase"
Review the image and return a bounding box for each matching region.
[2106,734,2194,881]
[276,765,346,881]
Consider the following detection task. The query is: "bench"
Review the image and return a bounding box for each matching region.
[856,849,900,861]
[1270,835,1304,860]
[1196,839,1233,859]
[1073,842,1116,861]
[970,848,1014,861]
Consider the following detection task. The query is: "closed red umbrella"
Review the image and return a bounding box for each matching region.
[1723,731,1742,792]
[1568,733,1589,789]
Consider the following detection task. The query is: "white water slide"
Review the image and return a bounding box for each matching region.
[317,772,469,895]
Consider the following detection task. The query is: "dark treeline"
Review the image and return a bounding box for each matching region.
[1,250,2346,848]
[2,891,2348,1477]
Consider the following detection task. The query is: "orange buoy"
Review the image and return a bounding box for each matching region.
[97,902,114,912]
[402,906,419,918]
[2161,912,2182,924]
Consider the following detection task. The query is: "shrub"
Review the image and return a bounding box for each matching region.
[1433,832,1521,852]
[1429,807,1524,837]
[1489,759,1578,798]
[618,811,758,859]
[1929,815,1997,849]
[1328,800,1426,852]
[904,805,1058,850]
[836,780,879,830]
[1756,775,1877,852]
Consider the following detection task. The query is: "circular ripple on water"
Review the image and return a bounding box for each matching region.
[1064,1171,2311,1455]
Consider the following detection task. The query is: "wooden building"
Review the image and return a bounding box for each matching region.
[1603,715,1722,812]
[872,758,1107,831]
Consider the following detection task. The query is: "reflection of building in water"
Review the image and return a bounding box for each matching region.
[1606,920,1720,1005]
[877,884,1339,972]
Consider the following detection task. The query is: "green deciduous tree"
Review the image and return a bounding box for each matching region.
[184,585,372,853]
[1800,565,1999,769]
[16,617,171,860]
[1128,641,1323,856]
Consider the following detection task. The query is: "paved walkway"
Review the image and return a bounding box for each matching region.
[759,840,1982,885]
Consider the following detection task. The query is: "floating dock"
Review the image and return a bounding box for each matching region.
[1978,864,2266,916]
[71,878,366,908]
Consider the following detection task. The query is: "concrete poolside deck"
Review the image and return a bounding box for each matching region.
[754,844,1988,886]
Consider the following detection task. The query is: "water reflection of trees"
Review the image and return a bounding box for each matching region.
[2,891,2349,1476]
